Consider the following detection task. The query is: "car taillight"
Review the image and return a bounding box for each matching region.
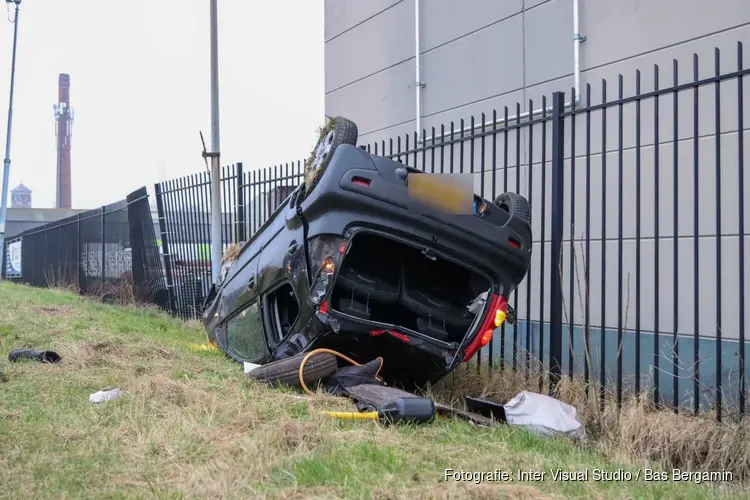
[310,258,336,305]
[463,293,508,362]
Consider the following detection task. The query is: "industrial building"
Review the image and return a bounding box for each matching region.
[324,0,750,403]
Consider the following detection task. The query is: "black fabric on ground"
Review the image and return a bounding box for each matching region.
[323,358,386,396]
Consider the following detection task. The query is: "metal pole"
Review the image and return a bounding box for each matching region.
[0,0,22,265]
[208,0,222,283]
[548,92,566,395]
[414,0,423,138]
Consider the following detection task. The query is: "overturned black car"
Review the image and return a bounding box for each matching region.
[201,117,532,387]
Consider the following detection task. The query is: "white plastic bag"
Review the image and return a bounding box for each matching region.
[503,390,586,440]
[89,388,125,404]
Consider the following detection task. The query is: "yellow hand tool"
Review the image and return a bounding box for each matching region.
[324,396,436,425]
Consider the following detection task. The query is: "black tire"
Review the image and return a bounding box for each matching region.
[246,352,338,389]
[493,192,531,222]
[304,116,358,195]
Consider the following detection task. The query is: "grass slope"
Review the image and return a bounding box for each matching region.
[0,282,744,499]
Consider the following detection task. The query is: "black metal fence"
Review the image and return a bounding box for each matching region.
[2,187,167,306]
[155,42,748,420]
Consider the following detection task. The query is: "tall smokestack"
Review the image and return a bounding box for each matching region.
[54,73,73,209]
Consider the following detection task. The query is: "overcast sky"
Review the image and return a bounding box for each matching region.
[0,0,324,209]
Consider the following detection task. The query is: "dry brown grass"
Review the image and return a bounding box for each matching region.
[304,116,336,192]
[432,359,750,483]
[0,282,746,499]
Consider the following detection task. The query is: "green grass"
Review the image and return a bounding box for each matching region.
[0,282,745,499]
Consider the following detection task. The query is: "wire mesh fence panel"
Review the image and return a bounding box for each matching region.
[3,187,163,308]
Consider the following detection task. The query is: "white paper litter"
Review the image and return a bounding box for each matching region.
[89,388,125,404]
[503,390,586,440]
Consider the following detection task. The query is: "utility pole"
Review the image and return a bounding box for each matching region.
[0,0,22,269]
[206,0,222,283]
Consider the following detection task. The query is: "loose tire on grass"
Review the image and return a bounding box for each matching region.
[304,116,358,194]
[246,352,338,390]
[493,192,531,223]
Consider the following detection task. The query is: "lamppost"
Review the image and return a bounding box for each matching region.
[0,0,22,268]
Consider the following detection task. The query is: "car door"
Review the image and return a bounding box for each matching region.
[256,186,308,295]
[218,251,260,320]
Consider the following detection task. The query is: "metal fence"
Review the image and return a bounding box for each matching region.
[155,42,748,420]
[154,163,304,318]
[2,187,167,307]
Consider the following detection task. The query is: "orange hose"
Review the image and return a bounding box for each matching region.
[297,348,383,396]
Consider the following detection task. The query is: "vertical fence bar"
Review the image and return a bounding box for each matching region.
[653,64,662,408]
[635,70,642,397]
[600,80,608,411]
[549,91,566,394]
[738,41,746,417]
[76,213,82,293]
[439,125,445,174]
[489,112,497,366]
[478,115,486,370]
[525,101,534,375]
[167,180,184,316]
[236,162,246,242]
[154,183,176,314]
[184,177,201,315]
[514,104,521,379]
[714,48,723,422]
[468,118,474,175]
[584,83,592,396]
[199,172,212,293]
[692,54,701,415]
[174,179,190,315]
[430,128,436,174]
[539,98,547,385]
[502,107,511,371]
[101,206,106,284]
[569,89,577,380]
[250,170,256,235]
[404,134,410,167]
[458,121,464,174]
[672,59,680,414]
[617,74,624,409]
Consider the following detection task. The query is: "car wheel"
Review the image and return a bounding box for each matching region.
[246,351,338,389]
[493,192,531,223]
[304,116,358,195]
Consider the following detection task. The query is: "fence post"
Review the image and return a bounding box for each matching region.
[100,206,107,286]
[548,91,566,395]
[235,162,246,243]
[44,230,48,286]
[76,214,82,293]
[154,183,177,315]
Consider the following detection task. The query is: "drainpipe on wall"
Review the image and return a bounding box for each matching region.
[415,0,425,139]
[420,0,585,144]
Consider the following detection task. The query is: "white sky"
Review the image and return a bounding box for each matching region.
[0,0,324,209]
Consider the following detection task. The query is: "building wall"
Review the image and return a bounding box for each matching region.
[5,208,90,239]
[325,0,749,143]
[325,0,750,391]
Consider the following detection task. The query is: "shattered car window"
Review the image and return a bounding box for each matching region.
[225,302,267,363]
